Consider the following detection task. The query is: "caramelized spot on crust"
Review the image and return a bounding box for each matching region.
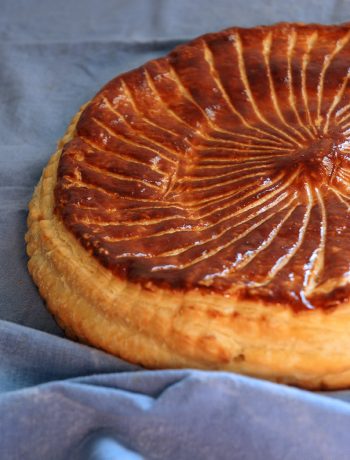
[55,23,350,311]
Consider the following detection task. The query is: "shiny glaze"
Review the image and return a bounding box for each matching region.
[55,23,350,310]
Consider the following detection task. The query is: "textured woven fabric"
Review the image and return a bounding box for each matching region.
[2,1,350,458]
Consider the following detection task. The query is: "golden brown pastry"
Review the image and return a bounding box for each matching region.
[26,22,350,389]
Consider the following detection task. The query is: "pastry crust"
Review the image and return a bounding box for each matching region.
[26,23,350,389]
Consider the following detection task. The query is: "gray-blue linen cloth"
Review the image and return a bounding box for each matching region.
[2,1,350,458]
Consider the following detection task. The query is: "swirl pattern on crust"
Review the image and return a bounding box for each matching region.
[55,23,350,311]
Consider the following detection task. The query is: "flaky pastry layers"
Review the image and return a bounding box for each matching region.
[26,23,350,389]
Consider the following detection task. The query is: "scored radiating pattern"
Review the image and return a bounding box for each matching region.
[55,23,350,310]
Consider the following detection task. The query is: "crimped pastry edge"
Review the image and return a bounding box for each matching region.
[25,104,350,390]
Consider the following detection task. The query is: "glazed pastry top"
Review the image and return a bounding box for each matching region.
[55,23,350,311]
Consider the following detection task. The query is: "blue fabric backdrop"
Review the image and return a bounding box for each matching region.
[2,1,350,458]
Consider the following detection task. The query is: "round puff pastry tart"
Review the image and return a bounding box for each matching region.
[26,22,350,389]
